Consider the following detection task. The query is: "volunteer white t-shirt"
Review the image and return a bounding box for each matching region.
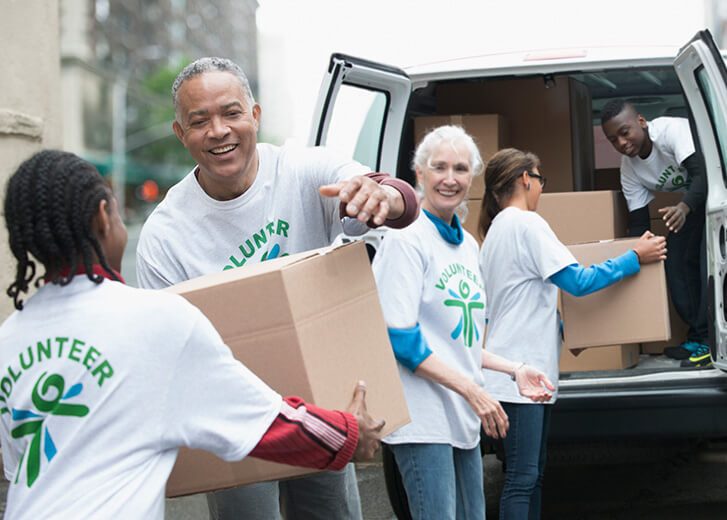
[372,214,486,449]
[480,207,576,403]
[0,277,281,519]
[136,143,369,288]
[621,117,696,211]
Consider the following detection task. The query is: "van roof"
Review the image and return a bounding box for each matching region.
[404,45,682,82]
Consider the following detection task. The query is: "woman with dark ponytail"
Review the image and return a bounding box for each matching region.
[0,150,382,519]
[478,148,667,519]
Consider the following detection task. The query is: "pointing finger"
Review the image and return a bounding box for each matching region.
[319,183,344,198]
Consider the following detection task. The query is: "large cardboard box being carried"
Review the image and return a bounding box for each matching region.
[164,241,410,497]
[561,238,671,350]
[537,191,628,245]
[413,114,508,199]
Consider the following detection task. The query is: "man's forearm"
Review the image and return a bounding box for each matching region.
[681,153,707,210]
[365,173,419,228]
[249,396,358,471]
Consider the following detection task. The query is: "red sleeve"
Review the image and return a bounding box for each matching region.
[338,172,420,229]
[248,396,359,471]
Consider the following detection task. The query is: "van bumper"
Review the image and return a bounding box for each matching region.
[549,372,727,441]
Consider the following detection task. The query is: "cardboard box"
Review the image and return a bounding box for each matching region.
[164,241,410,497]
[560,344,640,372]
[561,238,671,349]
[413,114,508,199]
[641,297,689,354]
[536,191,628,245]
[435,76,594,193]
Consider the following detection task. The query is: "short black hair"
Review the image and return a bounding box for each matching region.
[4,150,119,310]
[600,99,635,125]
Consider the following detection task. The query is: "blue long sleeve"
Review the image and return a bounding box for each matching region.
[387,324,433,372]
[549,250,640,297]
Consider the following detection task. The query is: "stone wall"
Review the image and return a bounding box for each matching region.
[0,1,62,319]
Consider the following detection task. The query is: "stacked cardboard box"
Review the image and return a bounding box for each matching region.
[164,242,410,497]
[434,76,594,193]
[535,192,673,371]
[536,191,628,244]
[534,192,635,371]
[560,238,671,350]
[560,344,640,372]
[468,190,670,372]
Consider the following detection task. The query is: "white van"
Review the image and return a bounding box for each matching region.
[308,29,727,515]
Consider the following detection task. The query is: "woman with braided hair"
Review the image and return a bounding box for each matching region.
[0,150,383,519]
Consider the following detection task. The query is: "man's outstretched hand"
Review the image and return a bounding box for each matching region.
[320,175,399,226]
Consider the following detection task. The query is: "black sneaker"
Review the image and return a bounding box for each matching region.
[664,346,691,360]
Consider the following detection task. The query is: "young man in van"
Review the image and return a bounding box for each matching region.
[601,100,709,367]
[136,57,418,520]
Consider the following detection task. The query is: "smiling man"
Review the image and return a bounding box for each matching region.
[601,99,708,367]
[135,57,418,520]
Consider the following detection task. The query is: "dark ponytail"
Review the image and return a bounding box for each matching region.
[4,150,119,310]
[478,148,540,238]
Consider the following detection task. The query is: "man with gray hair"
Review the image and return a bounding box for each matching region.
[136,57,418,519]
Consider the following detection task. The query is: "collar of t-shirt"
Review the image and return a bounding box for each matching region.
[57,264,126,284]
[422,209,464,245]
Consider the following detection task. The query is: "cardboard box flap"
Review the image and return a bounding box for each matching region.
[181,272,297,346]
[165,248,323,295]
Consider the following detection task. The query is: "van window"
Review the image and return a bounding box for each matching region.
[323,85,387,170]
[696,66,727,187]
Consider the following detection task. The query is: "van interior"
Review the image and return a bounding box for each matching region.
[397,65,699,380]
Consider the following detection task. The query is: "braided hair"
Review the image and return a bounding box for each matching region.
[478,148,540,238]
[4,150,119,310]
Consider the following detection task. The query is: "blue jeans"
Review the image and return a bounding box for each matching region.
[206,464,362,520]
[389,442,485,520]
[499,403,551,520]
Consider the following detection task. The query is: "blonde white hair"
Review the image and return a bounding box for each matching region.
[411,124,485,221]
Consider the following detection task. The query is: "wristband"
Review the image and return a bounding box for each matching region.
[632,249,641,264]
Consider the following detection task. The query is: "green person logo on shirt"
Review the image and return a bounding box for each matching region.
[11,372,89,487]
[444,280,485,347]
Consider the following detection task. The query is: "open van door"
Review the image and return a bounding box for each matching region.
[674,30,727,370]
[309,54,411,175]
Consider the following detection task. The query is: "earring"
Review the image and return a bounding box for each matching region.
[526,183,531,191]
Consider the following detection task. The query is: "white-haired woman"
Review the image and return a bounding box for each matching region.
[372,126,555,519]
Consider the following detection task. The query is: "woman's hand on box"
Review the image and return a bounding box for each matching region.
[347,381,386,461]
[633,231,667,264]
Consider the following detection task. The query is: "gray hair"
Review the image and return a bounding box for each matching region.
[412,125,485,222]
[172,57,256,114]
[411,125,484,178]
